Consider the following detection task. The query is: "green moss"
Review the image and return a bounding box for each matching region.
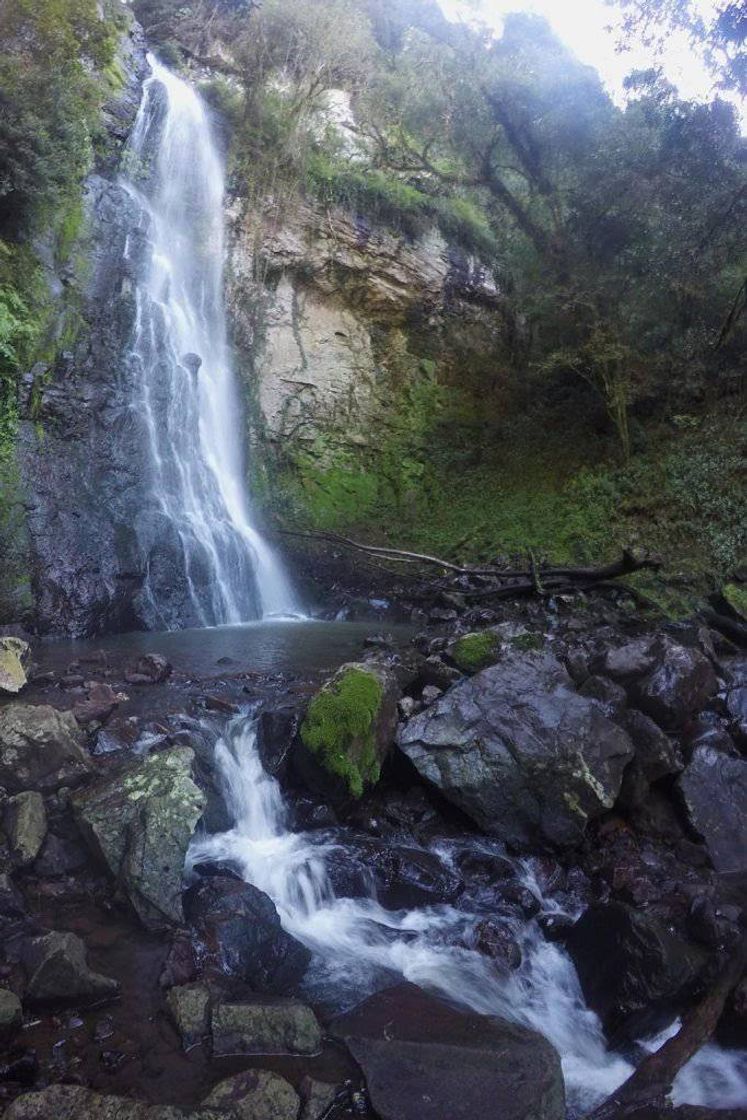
[450,631,501,672]
[300,668,384,797]
[723,583,747,622]
[510,632,545,652]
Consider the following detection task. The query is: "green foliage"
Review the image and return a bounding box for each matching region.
[450,631,501,672]
[723,583,747,621]
[301,668,384,797]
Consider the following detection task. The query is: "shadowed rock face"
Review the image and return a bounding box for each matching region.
[330,983,565,1120]
[398,650,634,848]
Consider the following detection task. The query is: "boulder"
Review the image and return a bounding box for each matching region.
[448,630,501,673]
[72,747,205,929]
[201,1070,299,1120]
[676,746,747,873]
[0,872,26,926]
[619,708,683,808]
[300,1080,338,1120]
[0,636,29,694]
[72,682,121,725]
[330,983,564,1120]
[0,987,22,1043]
[472,918,522,970]
[566,902,705,1041]
[184,876,310,993]
[325,837,462,908]
[256,707,299,777]
[22,930,119,1005]
[297,662,399,798]
[211,998,322,1056]
[166,983,211,1050]
[0,704,90,793]
[632,639,718,730]
[398,652,634,848]
[3,791,47,866]
[595,639,659,683]
[2,1086,190,1119]
[124,653,172,684]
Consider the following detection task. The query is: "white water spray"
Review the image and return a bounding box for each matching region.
[189,715,747,1115]
[122,57,298,627]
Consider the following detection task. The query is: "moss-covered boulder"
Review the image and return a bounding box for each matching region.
[0,636,29,695]
[298,663,399,798]
[0,704,90,793]
[723,582,747,622]
[72,747,205,930]
[448,631,501,673]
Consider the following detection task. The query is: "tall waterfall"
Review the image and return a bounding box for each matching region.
[121,56,298,629]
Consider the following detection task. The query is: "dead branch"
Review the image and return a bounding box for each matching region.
[585,938,747,1120]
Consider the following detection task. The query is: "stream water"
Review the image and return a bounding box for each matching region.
[121,57,298,628]
[188,714,747,1116]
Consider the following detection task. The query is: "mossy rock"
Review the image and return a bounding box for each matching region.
[299,663,399,798]
[449,631,502,673]
[723,583,747,623]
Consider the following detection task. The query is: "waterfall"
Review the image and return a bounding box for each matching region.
[120,56,298,629]
[189,714,747,1116]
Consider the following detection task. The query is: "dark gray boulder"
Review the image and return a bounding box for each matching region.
[22,930,119,1005]
[183,876,310,994]
[676,746,747,873]
[397,652,634,848]
[0,704,90,793]
[566,902,706,1041]
[330,983,564,1120]
[631,639,718,730]
[325,836,462,908]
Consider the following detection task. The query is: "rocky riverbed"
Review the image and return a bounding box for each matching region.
[0,587,746,1119]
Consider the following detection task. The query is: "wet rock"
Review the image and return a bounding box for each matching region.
[473,919,522,970]
[300,1079,338,1120]
[420,655,462,690]
[398,652,634,848]
[632,640,718,730]
[22,930,119,1005]
[676,746,747,873]
[0,872,26,925]
[595,638,658,683]
[166,982,211,1049]
[184,876,310,993]
[420,684,443,705]
[202,1069,299,1120]
[577,675,628,720]
[537,913,575,942]
[72,682,121,725]
[256,707,299,777]
[0,704,90,793]
[330,983,564,1120]
[72,746,206,929]
[124,653,172,684]
[3,791,47,866]
[326,837,461,908]
[2,1085,190,1118]
[211,997,322,1056]
[0,636,29,695]
[297,662,399,799]
[0,987,22,1043]
[33,831,88,878]
[566,901,706,1041]
[619,708,683,809]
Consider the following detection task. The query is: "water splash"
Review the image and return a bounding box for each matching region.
[121,56,298,628]
[188,713,747,1114]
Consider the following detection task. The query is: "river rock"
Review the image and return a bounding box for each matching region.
[184,876,310,993]
[0,636,29,694]
[473,918,522,970]
[326,837,462,908]
[124,653,172,685]
[166,983,211,1050]
[676,746,747,873]
[631,639,718,730]
[22,930,119,1005]
[297,661,399,799]
[566,901,706,1040]
[201,1070,299,1120]
[0,704,90,793]
[72,746,205,929]
[330,983,564,1120]
[0,872,26,926]
[211,997,322,1056]
[398,651,634,848]
[72,681,121,725]
[3,791,47,866]
[2,1085,191,1119]
[0,987,23,1043]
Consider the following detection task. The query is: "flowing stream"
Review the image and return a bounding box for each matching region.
[121,57,298,628]
[189,714,747,1116]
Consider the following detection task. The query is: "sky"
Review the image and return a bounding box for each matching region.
[438,0,744,122]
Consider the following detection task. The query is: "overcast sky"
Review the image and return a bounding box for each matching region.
[438,0,743,122]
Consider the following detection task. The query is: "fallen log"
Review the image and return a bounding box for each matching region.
[585,937,747,1120]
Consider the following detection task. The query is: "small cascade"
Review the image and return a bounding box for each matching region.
[121,55,298,629]
[189,714,747,1116]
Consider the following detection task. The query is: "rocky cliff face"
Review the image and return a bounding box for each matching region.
[226,196,507,524]
[15,26,150,636]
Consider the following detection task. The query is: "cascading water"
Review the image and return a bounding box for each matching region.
[189,713,747,1117]
[120,56,298,629]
